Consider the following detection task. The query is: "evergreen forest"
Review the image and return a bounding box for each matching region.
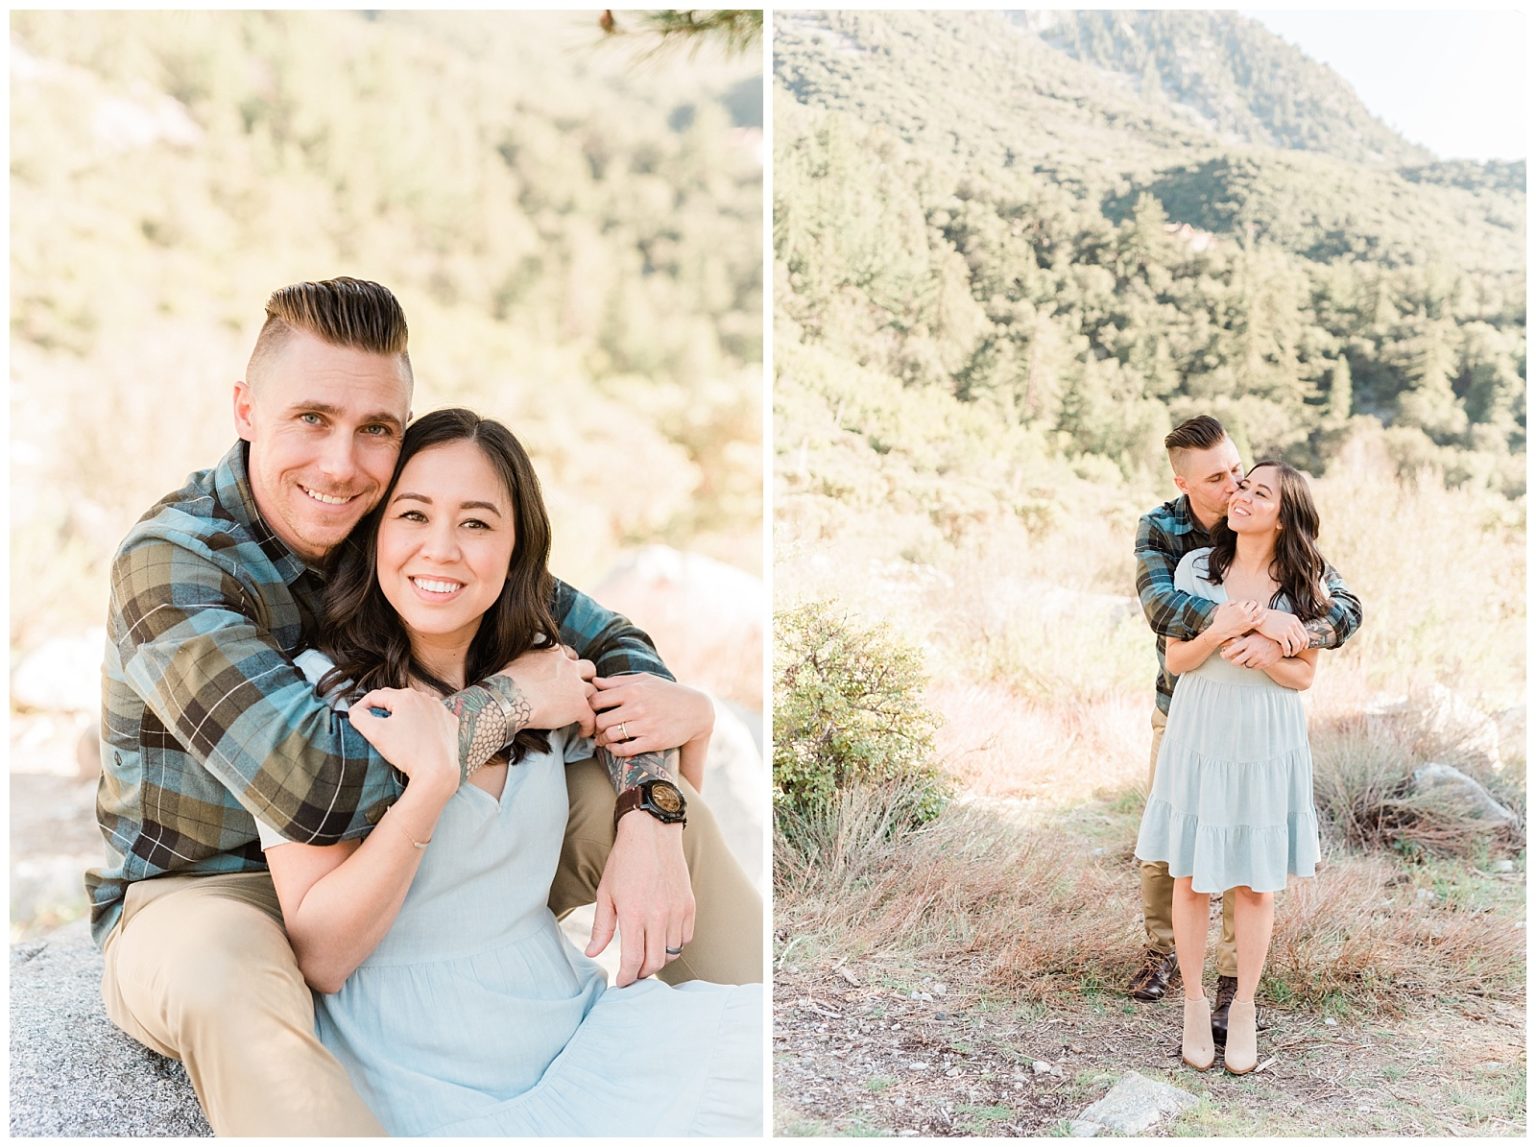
[774,9,1526,518]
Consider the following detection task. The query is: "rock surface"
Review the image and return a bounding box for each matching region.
[10,920,209,1137]
[595,544,765,709]
[9,629,105,715]
[1069,1070,1198,1137]
[1411,762,1518,826]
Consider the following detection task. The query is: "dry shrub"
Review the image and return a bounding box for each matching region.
[775,789,1138,997]
[1313,708,1525,860]
[1267,850,1525,1014]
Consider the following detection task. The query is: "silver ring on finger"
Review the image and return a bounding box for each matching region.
[618,721,629,741]
[665,945,684,957]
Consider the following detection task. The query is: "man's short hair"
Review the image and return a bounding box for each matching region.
[1164,414,1227,472]
[246,277,412,387]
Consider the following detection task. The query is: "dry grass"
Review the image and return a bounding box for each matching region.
[1264,850,1525,1014]
[773,661,1527,1017]
[775,780,1525,1019]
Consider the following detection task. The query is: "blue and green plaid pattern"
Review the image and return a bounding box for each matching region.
[88,441,669,946]
[1135,494,1362,714]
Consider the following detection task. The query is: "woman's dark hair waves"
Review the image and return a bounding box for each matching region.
[318,407,559,762]
[1207,459,1331,623]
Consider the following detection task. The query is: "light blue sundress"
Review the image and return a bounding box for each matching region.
[261,653,763,1136]
[1135,548,1322,894]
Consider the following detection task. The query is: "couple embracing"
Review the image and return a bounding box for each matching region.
[87,278,762,1136]
[1128,416,1364,1073]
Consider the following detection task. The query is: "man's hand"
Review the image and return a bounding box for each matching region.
[495,645,596,735]
[1220,632,1285,670]
[585,812,694,986]
[591,674,714,758]
[1210,599,1263,641]
[1255,609,1308,657]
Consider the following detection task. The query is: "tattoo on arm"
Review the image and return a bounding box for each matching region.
[597,744,679,794]
[1304,617,1336,650]
[442,677,531,778]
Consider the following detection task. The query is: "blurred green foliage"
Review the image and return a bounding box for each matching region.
[9,10,763,655]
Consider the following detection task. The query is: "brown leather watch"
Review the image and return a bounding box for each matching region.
[613,779,688,831]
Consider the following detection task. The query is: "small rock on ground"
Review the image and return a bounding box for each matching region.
[1072,1069,1199,1136]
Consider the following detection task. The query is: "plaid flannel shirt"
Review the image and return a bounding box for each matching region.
[1135,494,1362,714]
[88,441,670,947]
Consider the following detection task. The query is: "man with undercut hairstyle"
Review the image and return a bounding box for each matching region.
[1128,414,1362,1044]
[89,277,761,1135]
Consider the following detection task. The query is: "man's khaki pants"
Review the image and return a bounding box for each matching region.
[101,761,762,1136]
[1140,708,1237,976]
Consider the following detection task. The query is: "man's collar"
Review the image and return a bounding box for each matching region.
[211,441,315,585]
[1173,493,1216,538]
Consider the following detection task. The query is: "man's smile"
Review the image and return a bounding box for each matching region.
[299,484,361,507]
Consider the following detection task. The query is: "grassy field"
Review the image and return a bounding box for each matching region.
[773,453,1527,1136]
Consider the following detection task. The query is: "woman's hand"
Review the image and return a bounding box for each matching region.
[591,674,714,758]
[350,687,460,798]
[1210,599,1263,641]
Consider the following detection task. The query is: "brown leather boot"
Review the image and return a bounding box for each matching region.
[1181,995,1215,1071]
[1223,1000,1258,1074]
[1128,948,1179,1002]
[1211,975,1237,1046]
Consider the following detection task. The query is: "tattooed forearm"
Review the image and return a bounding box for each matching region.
[1304,617,1336,651]
[443,676,531,778]
[597,744,679,794]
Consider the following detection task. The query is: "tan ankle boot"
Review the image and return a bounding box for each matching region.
[1181,995,1215,1070]
[1224,1000,1257,1074]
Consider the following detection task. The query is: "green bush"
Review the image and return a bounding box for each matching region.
[773,601,950,835]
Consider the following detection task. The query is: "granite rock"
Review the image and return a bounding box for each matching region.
[1071,1070,1198,1137]
[10,920,209,1137]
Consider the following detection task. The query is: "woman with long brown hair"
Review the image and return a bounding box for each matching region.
[248,408,761,1135]
[1135,460,1328,1076]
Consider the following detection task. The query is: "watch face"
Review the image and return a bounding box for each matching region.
[650,784,683,815]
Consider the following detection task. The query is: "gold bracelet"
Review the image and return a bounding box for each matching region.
[386,810,431,850]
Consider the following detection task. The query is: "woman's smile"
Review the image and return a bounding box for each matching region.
[408,575,466,600]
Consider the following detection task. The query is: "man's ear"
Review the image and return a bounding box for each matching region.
[1171,471,1189,497]
[233,380,256,442]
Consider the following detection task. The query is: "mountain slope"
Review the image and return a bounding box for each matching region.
[1016,9,1433,166]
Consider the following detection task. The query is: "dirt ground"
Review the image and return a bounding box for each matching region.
[773,950,1526,1137]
